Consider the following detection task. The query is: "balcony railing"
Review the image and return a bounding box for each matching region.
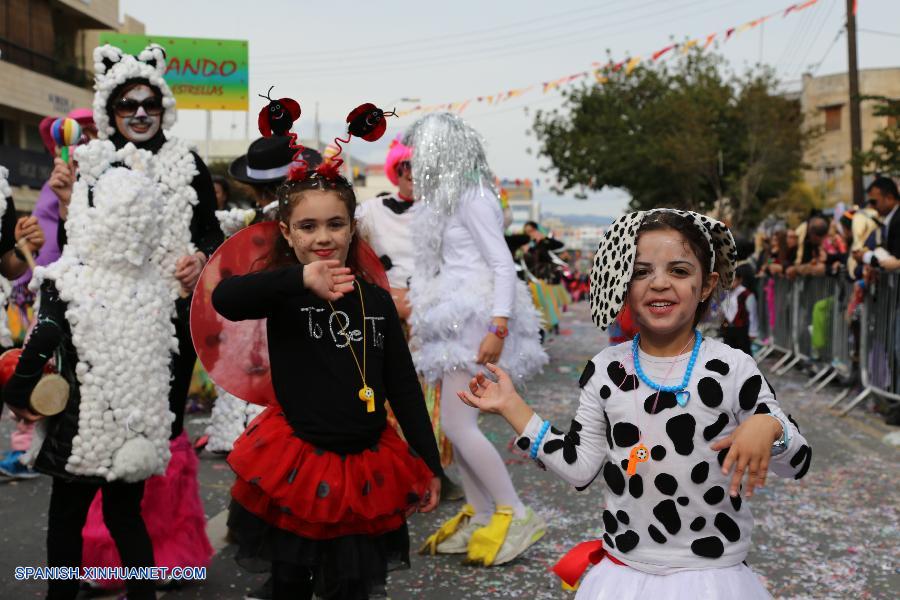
[0,37,92,88]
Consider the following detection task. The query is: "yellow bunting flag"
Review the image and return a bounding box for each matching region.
[625,56,641,75]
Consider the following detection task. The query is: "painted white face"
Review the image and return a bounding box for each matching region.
[113,85,162,143]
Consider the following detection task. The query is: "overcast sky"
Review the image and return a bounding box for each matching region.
[120,0,900,217]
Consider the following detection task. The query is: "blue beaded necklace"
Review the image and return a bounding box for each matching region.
[632,330,703,407]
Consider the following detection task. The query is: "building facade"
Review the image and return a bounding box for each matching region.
[801,68,900,207]
[0,0,143,209]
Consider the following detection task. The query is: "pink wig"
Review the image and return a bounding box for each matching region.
[384,133,412,186]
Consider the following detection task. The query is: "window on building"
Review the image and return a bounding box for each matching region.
[889,115,898,129]
[823,105,842,132]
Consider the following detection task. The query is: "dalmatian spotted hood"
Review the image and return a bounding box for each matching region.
[589,209,737,330]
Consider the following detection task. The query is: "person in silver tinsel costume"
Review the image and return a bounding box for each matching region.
[409,113,548,566]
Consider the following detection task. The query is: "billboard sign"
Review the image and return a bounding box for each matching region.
[97,34,249,111]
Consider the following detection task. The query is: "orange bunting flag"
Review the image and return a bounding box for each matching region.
[703,33,717,49]
[457,100,471,113]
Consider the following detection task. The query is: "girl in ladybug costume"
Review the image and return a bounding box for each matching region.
[210,104,442,600]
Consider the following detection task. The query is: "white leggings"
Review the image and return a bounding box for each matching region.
[441,370,525,522]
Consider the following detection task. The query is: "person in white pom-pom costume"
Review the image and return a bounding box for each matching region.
[408,113,548,567]
[3,150,165,600]
[28,43,221,596]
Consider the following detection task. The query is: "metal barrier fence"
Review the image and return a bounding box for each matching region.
[753,271,900,416]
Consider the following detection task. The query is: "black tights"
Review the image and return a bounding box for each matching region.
[46,477,155,600]
[272,561,314,600]
[271,562,369,600]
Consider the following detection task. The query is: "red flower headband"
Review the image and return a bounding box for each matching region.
[257,87,396,183]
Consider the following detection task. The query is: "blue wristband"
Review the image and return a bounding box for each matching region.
[531,420,551,459]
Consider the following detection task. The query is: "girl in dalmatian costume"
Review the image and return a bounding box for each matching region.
[459,209,811,599]
[62,44,218,592]
[3,147,166,600]
[407,113,548,567]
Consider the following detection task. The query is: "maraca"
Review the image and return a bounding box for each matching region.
[50,117,82,163]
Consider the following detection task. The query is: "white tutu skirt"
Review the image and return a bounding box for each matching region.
[409,270,547,383]
[577,560,772,600]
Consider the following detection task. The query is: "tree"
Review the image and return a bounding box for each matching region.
[857,95,900,177]
[533,51,807,231]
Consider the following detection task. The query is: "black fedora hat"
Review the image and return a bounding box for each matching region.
[229,136,323,185]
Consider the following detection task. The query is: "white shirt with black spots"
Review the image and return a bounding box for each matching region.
[517,337,811,575]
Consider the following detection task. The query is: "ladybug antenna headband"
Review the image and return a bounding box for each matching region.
[258,85,276,102]
[255,86,396,185]
[325,103,398,178]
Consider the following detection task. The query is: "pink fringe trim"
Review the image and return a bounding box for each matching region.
[81,432,213,588]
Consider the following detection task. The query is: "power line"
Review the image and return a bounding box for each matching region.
[808,26,845,76]
[857,28,900,38]
[789,0,839,79]
[253,0,629,62]
[774,2,820,71]
[255,0,718,70]
[255,0,743,77]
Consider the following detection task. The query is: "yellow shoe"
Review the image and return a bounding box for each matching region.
[493,507,546,565]
[419,504,475,556]
[464,505,515,567]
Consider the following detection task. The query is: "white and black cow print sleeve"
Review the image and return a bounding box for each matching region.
[515,358,608,489]
[731,355,811,480]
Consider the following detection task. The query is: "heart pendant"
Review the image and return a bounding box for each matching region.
[675,390,690,407]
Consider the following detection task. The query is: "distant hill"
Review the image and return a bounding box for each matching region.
[542,213,615,226]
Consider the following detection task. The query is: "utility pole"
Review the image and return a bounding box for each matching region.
[846,0,863,206]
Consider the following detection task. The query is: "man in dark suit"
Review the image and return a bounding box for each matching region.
[854,177,900,269]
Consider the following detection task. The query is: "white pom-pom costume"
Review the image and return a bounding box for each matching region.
[0,166,13,347]
[35,143,179,482]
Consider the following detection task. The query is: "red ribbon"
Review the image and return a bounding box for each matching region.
[550,540,625,587]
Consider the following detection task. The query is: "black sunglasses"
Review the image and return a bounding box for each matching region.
[113,97,164,117]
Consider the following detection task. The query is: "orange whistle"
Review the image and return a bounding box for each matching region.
[626,444,649,476]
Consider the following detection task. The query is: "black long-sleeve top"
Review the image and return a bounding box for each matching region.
[2,281,92,480]
[212,265,443,477]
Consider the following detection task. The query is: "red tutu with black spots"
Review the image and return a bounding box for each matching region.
[228,406,434,540]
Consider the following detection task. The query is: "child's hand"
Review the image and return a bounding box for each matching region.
[7,404,43,423]
[710,415,783,498]
[302,260,355,301]
[457,363,534,434]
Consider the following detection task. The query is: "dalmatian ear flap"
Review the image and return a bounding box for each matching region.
[708,220,737,290]
[93,44,123,75]
[589,211,645,330]
[138,44,167,75]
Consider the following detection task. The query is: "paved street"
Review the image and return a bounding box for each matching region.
[1,301,897,599]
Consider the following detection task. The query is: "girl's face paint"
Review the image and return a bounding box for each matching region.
[114,85,162,143]
[278,190,354,267]
[627,229,717,340]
